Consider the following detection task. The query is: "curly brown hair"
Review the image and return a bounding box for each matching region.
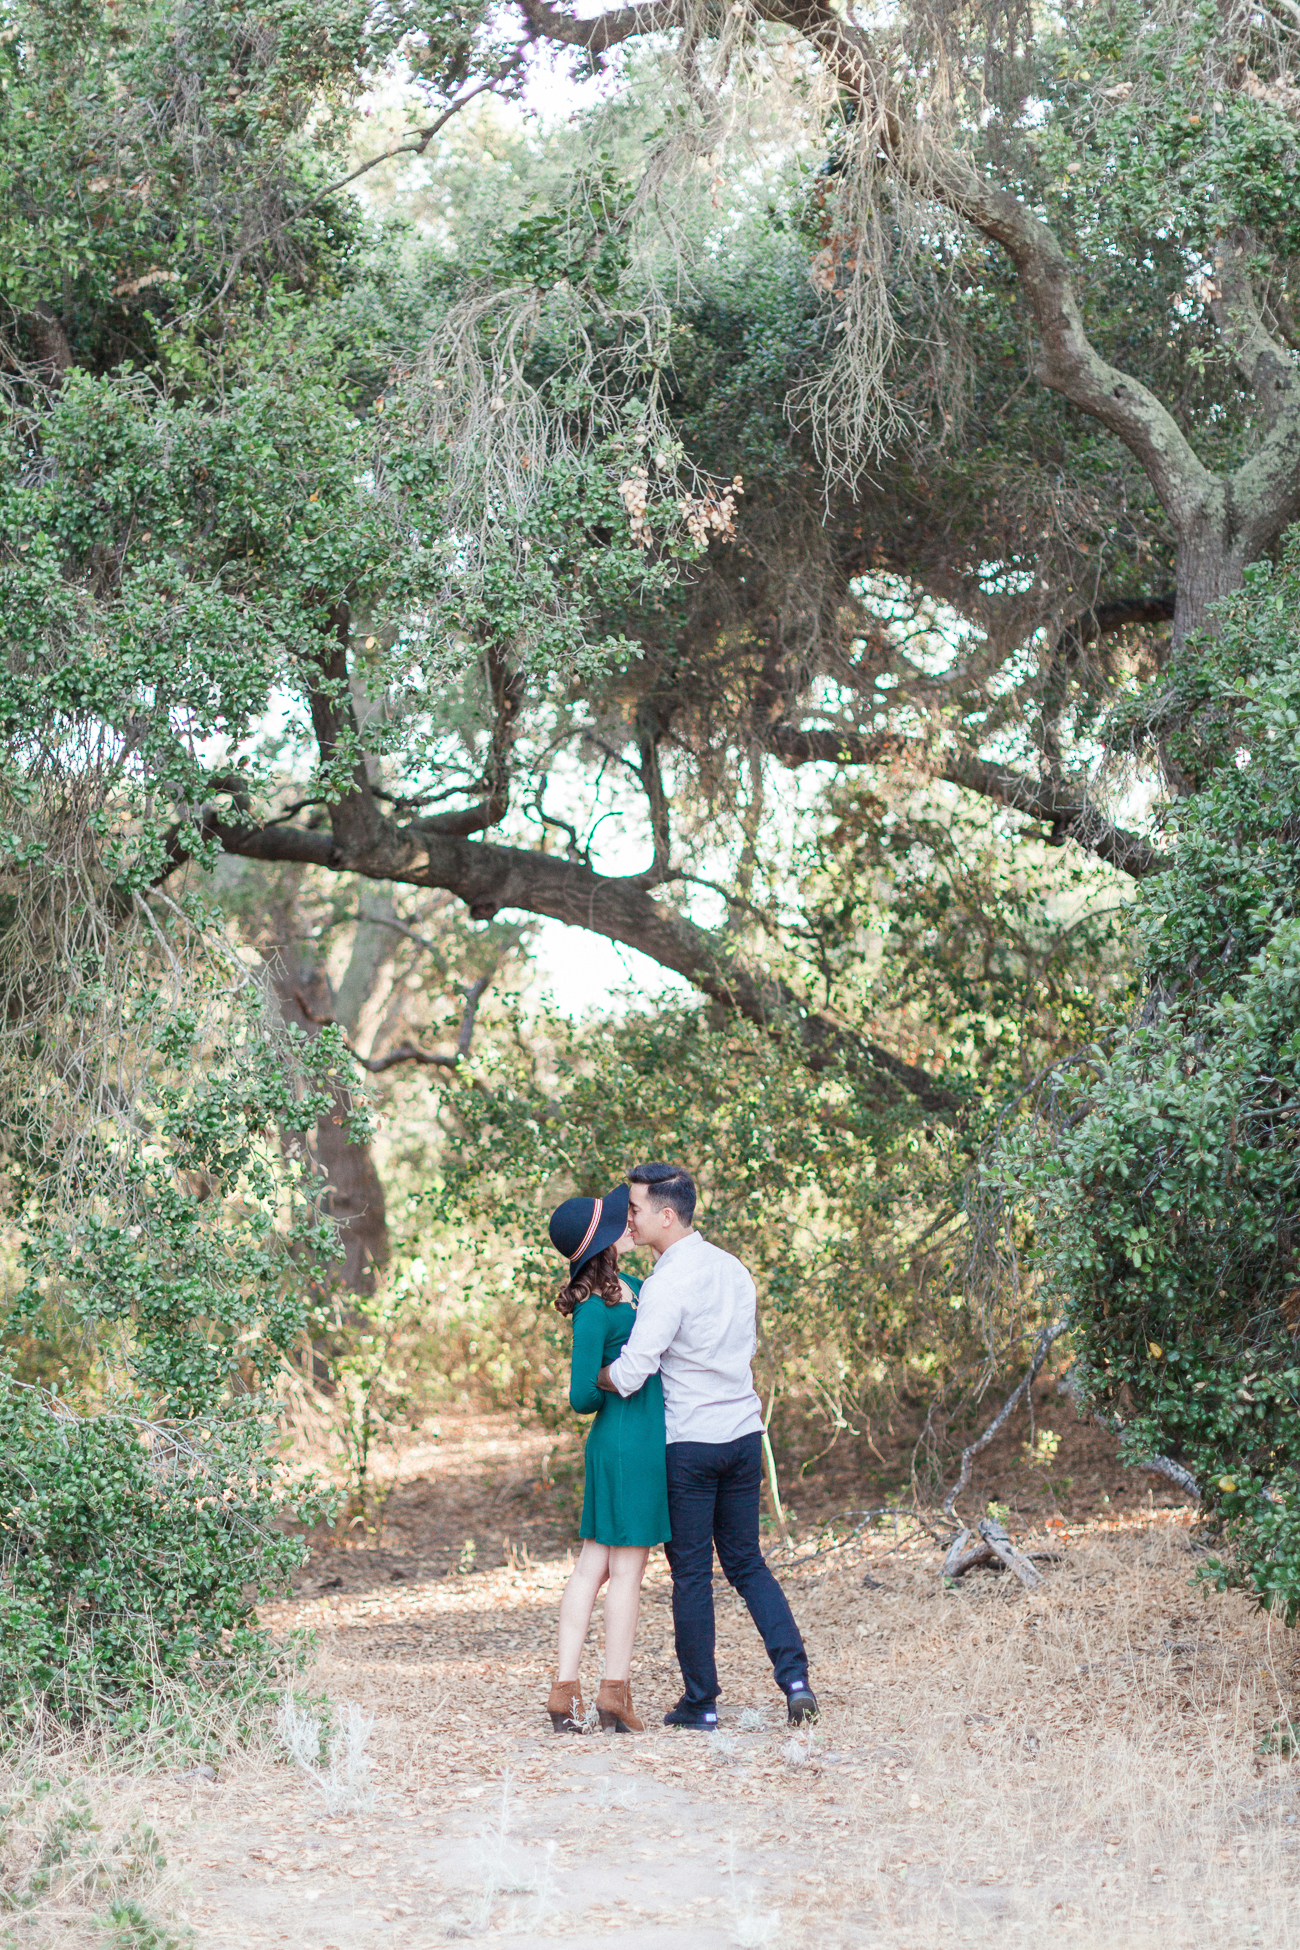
[555,1243,623,1318]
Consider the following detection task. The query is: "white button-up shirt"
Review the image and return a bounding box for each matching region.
[605,1231,765,1445]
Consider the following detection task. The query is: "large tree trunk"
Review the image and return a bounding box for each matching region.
[276,962,391,1295]
[1172,493,1250,646]
[332,895,399,1042]
[267,905,391,1297]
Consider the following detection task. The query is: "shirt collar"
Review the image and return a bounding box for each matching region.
[655,1230,700,1272]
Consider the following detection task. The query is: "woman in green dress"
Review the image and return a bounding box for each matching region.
[545,1183,670,1736]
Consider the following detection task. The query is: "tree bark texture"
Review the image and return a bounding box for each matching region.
[266,915,391,1295]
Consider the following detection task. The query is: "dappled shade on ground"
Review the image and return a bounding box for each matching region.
[124,1411,1300,1948]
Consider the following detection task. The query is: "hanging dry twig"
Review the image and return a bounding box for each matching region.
[293,976,490,1075]
[941,1320,1069,1523]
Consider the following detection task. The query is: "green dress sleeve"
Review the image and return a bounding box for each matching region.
[568,1299,607,1415]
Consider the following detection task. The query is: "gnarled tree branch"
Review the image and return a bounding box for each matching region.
[941,1320,1070,1520]
[523,0,1300,639]
[416,640,526,838]
[516,0,680,51]
[765,724,1162,878]
[178,807,962,1115]
[1209,230,1300,430]
[295,976,491,1074]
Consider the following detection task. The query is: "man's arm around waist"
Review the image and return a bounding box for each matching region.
[598,1280,683,1395]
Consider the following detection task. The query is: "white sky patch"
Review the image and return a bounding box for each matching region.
[517,37,627,127]
[528,921,691,1018]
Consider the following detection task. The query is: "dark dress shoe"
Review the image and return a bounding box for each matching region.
[786,1683,819,1725]
[663,1698,718,1729]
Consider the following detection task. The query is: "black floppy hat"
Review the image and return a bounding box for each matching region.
[548,1184,630,1281]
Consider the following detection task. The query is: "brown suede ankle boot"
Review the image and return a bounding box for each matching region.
[595,1678,644,1734]
[546,1679,585,1733]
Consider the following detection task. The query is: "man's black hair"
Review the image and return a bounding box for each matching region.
[628,1161,697,1229]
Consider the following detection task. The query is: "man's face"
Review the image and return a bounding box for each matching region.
[627,1182,656,1245]
[627,1184,685,1255]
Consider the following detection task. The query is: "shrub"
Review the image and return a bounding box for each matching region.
[432,1000,992,1449]
[0,1380,315,1722]
[1004,538,1300,1618]
[0,836,347,1718]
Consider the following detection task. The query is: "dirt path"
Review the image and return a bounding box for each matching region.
[164,1415,1300,1949]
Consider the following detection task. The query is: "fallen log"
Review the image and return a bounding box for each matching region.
[943,1518,1044,1591]
[942,1528,989,1577]
[976,1516,1043,1591]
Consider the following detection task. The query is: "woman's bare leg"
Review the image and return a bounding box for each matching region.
[557,1541,610,1681]
[602,1546,650,1682]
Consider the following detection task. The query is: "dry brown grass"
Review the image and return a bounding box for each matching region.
[139,1416,1300,1948]
[0,1736,196,1947]
[802,1512,1300,1946]
[10,1415,1297,1946]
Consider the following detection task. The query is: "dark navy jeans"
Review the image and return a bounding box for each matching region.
[664,1432,808,1704]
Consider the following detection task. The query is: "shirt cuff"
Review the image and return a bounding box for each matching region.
[604,1353,635,1397]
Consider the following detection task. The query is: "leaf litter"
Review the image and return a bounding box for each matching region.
[40,1410,1300,1949]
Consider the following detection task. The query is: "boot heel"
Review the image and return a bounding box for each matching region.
[546,1682,584,1732]
[595,1680,644,1733]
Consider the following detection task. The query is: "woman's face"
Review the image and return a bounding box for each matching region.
[611,1225,634,1261]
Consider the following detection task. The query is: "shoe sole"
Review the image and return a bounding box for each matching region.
[548,1711,583,1733]
[787,1704,819,1726]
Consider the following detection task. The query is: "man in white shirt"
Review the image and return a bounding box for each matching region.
[597,1161,818,1729]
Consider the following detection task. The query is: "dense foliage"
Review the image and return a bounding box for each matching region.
[1006,535,1300,1618]
[0,863,350,1715]
[4,0,1300,1688]
[0,0,675,1720]
[428,976,1086,1480]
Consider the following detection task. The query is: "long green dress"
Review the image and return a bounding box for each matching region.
[569,1276,671,1548]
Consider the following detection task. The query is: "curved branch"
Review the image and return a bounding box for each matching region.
[525,1,1222,542]
[1051,594,1178,663]
[517,0,680,50]
[942,1320,1069,1521]
[1037,593,1176,780]
[200,59,528,314]
[926,156,1217,531]
[1055,1367,1201,1498]
[1209,231,1300,429]
[409,642,526,839]
[160,568,960,1115]
[186,810,961,1115]
[292,66,524,220]
[765,724,1163,878]
[293,977,491,1074]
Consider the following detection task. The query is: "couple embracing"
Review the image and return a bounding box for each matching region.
[545,1161,817,1735]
